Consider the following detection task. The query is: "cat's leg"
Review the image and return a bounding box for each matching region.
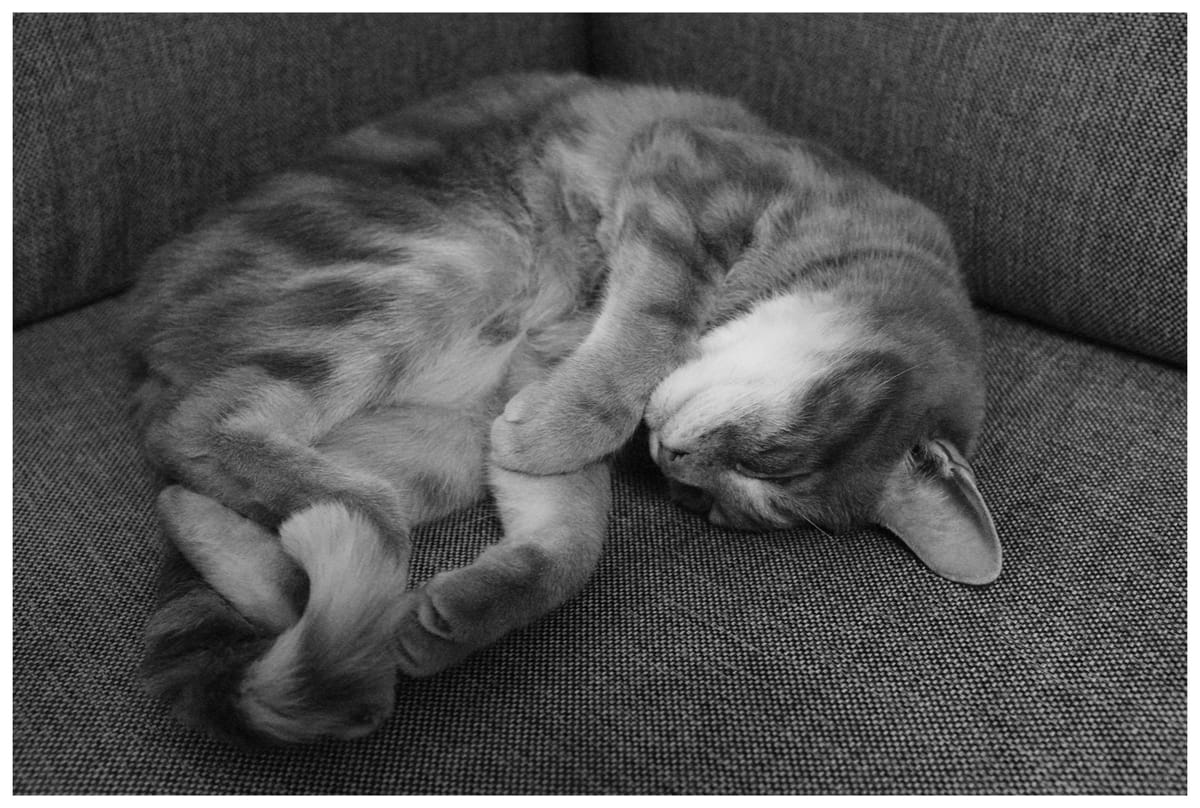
[394,460,611,677]
[153,486,307,634]
[142,376,487,744]
[185,395,612,680]
[491,122,735,474]
[143,367,413,541]
[150,404,489,636]
[146,390,607,741]
[145,493,405,745]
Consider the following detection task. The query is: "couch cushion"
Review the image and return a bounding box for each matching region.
[591,13,1186,366]
[13,295,1184,793]
[13,12,586,327]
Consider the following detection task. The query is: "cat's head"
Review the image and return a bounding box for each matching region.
[644,289,1001,585]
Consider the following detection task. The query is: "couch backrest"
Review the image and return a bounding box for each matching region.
[592,13,1186,366]
[15,14,1185,367]
[13,13,586,328]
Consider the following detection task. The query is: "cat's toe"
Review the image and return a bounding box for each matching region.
[500,386,537,423]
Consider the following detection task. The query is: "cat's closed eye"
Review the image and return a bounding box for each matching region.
[733,460,812,483]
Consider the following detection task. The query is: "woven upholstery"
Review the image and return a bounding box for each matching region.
[13,299,1185,793]
[13,12,586,326]
[13,12,1186,794]
[592,13,1186,366]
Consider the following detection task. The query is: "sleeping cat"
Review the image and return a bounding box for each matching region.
[128,72,1000,746]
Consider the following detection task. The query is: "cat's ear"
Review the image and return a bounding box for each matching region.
[873,439,1002,585]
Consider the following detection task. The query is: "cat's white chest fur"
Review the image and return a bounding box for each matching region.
[645,291,863,452]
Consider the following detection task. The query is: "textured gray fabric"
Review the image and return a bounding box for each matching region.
[13,11,1186,796]
[13,297,1185,793]
[590,13,1186,366]
[13,12,586,327]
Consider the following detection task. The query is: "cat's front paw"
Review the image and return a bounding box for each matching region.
[489,377,639,474]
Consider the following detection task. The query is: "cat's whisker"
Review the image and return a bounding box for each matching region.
[798,513,835,541]
[878,360,931,388]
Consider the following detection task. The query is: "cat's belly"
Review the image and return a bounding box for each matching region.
[383,305,597,412]
[379,257,599,412]
[388,336,521,409]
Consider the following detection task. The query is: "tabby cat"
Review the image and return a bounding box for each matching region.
[128,73,1001,747]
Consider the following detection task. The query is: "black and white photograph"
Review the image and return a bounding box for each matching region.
[10,10,1187,796]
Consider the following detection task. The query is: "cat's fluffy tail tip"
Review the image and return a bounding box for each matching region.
[144,501,407,747]
[141,575,281,749]
[233,617,399,745]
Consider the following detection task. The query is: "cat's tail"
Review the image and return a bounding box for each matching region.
[143,494,408,747]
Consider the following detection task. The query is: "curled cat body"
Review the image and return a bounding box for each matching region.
[128,72,1000,747]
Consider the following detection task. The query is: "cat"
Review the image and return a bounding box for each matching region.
[127,72,1000,747]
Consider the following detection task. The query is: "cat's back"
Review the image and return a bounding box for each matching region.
[127,74,764,373]
[125,74,709,430]
[128,77,584,377]
[128,73,972,434]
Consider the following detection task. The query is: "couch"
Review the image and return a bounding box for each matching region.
[13,13,1185,794]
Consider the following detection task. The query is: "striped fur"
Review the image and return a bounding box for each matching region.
[130,73,998,746]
